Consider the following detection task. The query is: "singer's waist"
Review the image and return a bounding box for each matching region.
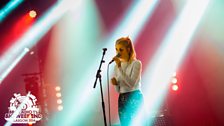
[119,84,141,93]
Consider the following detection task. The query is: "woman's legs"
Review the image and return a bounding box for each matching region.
[118,90,143,126]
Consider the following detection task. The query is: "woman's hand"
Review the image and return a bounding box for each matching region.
[111,77,118,85]
[113,57,121,67]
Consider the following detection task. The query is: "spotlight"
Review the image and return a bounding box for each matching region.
[171,78,177,84]
[170,72,178,91]
[57,99,62,104]
[56,92,61,97]
[58,105,63,111]
[29,10,37,18]
[55,86,63,111]
[55,86,61,91]
[24,47,30,52]
[30,51,34,55]
[172,84,178,91]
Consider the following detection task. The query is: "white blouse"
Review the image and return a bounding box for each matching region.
[113,59,142,93]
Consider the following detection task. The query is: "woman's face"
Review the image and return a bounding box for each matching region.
[115,44,130,61]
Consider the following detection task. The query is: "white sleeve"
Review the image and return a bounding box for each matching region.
[113,66,120,92]
[117,61,142,88]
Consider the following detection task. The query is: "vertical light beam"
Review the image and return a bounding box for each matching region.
[141,0,210,125]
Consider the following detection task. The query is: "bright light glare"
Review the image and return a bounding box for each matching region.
[172,85,178,91]
[29,10,37,18]
[104,0,159,60]
[58,105,63,111]
[30,51,35,55]
[57,99,63,104]
[110,0,159,41]
[0,0,80,84]
[171,78,177,84]
[142,0,210,124]
[55,86,61,91]
[24,47,30,52]
[56,93,61,97]
[51,0,159,125]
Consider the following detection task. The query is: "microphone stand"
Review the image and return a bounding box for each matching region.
[93,48,107,126]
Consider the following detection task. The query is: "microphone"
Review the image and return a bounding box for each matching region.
[109,53,121,64]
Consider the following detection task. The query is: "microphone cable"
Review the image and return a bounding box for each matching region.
[107,63,112,126]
